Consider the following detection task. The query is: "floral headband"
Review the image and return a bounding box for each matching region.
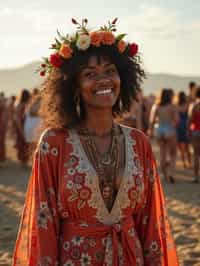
[38,18,139,77]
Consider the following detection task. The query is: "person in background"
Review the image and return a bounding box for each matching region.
[121,89,142,129]
[14,89,30,166]
[188,86,200,183]
[7,95,16,138]
[149,88,179,183]
[24,91,42,153]
[0,92,7,163]
[176,91,191,168]
[145,94,156,133]
[188,81,196,104]
[139,88,149,134]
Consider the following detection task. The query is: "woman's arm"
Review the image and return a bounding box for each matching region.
[13,130,61,266]
[148,104,158,137]
[134,138,179,265]
[187,103,195,132]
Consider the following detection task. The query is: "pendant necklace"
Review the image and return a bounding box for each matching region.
[79,124,120,211]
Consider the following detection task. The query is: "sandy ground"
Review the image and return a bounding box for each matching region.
[0,139,200,266]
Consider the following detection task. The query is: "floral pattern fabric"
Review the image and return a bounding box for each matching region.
[13,126,179,265]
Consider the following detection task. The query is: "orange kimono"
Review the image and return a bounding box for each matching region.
[13,126,179,266]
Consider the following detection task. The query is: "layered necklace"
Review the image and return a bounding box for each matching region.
[79,124,123,211]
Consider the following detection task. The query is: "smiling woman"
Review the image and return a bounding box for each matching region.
[39,43,143,129]
[13,18,179,266]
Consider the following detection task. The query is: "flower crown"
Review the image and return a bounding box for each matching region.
[38,18,139,77]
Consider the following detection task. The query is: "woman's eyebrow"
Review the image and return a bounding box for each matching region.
[83,63,114,70]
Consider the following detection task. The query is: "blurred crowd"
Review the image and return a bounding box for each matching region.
[0,88,42,167]
[0,81,200,183]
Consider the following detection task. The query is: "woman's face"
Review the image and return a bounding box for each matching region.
[78,56,121,111]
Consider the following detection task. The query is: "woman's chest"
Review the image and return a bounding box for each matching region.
[57,129,145,224]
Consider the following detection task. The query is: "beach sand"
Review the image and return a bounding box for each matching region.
[0,139,200,266]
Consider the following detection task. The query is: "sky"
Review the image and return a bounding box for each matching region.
[0,0,200,76]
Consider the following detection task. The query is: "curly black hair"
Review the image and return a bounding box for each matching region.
[40,45,145,128]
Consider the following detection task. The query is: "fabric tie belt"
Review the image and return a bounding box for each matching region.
[62,216,138,265]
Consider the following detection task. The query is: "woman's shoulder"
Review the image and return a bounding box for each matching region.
[38,127,70,146]
[119,124,150,146]
[120,124,152,160]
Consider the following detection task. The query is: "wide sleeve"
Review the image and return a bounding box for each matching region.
[13,130,61,266]
[134,138,179,266]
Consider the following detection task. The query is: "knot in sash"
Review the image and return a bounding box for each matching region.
[62,217,137,265]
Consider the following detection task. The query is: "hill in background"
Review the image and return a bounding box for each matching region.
[0,61,199,96]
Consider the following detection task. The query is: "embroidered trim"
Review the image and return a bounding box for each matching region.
[66,126,144,224]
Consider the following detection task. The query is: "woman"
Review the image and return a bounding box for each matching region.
[7,95,16,139]
[24,92,42,151]
[149,89,178,183]
[121,98,142,129]
[0,92,7,163]
[14,89,30,166]
[188,86,200,183]
[13,19,178,265]
[119,88,144,130]
[176,91,191,168]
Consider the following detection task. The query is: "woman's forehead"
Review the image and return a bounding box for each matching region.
[85,55,113,67]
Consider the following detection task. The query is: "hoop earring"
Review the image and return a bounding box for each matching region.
[119,97,123,112]
[74,95,81,118]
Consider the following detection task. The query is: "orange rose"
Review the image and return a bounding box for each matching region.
[118,40,126,53]
[59,44,73,59]
[102,31,115,45]
[90,32,102,47]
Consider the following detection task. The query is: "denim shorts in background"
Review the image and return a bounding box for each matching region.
[191,131,200,137]
[154,123,176,138]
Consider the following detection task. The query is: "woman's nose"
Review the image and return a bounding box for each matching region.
[95,73,110,83]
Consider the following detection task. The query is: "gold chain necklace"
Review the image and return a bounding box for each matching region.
[79,125,120,211]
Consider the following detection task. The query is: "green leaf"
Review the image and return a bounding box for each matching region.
[57,29,62,38]
[42,57,49,64]
[55,38,61,45]
[116,33,127,41]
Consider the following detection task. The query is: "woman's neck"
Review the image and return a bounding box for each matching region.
[81,108,113,136]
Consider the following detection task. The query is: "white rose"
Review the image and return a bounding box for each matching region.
[76,34,91,50]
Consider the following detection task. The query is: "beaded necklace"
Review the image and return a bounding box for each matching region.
[79,125,122,211]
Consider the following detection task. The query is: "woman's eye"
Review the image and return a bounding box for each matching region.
[85,72,96,78]
[106,68,116,74]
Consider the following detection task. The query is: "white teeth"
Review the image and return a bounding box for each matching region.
[95,89,112,95]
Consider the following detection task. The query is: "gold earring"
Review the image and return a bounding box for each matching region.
[75,95,81,118]
[119,98,123,112]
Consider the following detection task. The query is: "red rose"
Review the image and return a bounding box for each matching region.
[40,71,46,76]
[49,53,63,68]
[129,43,138,57]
